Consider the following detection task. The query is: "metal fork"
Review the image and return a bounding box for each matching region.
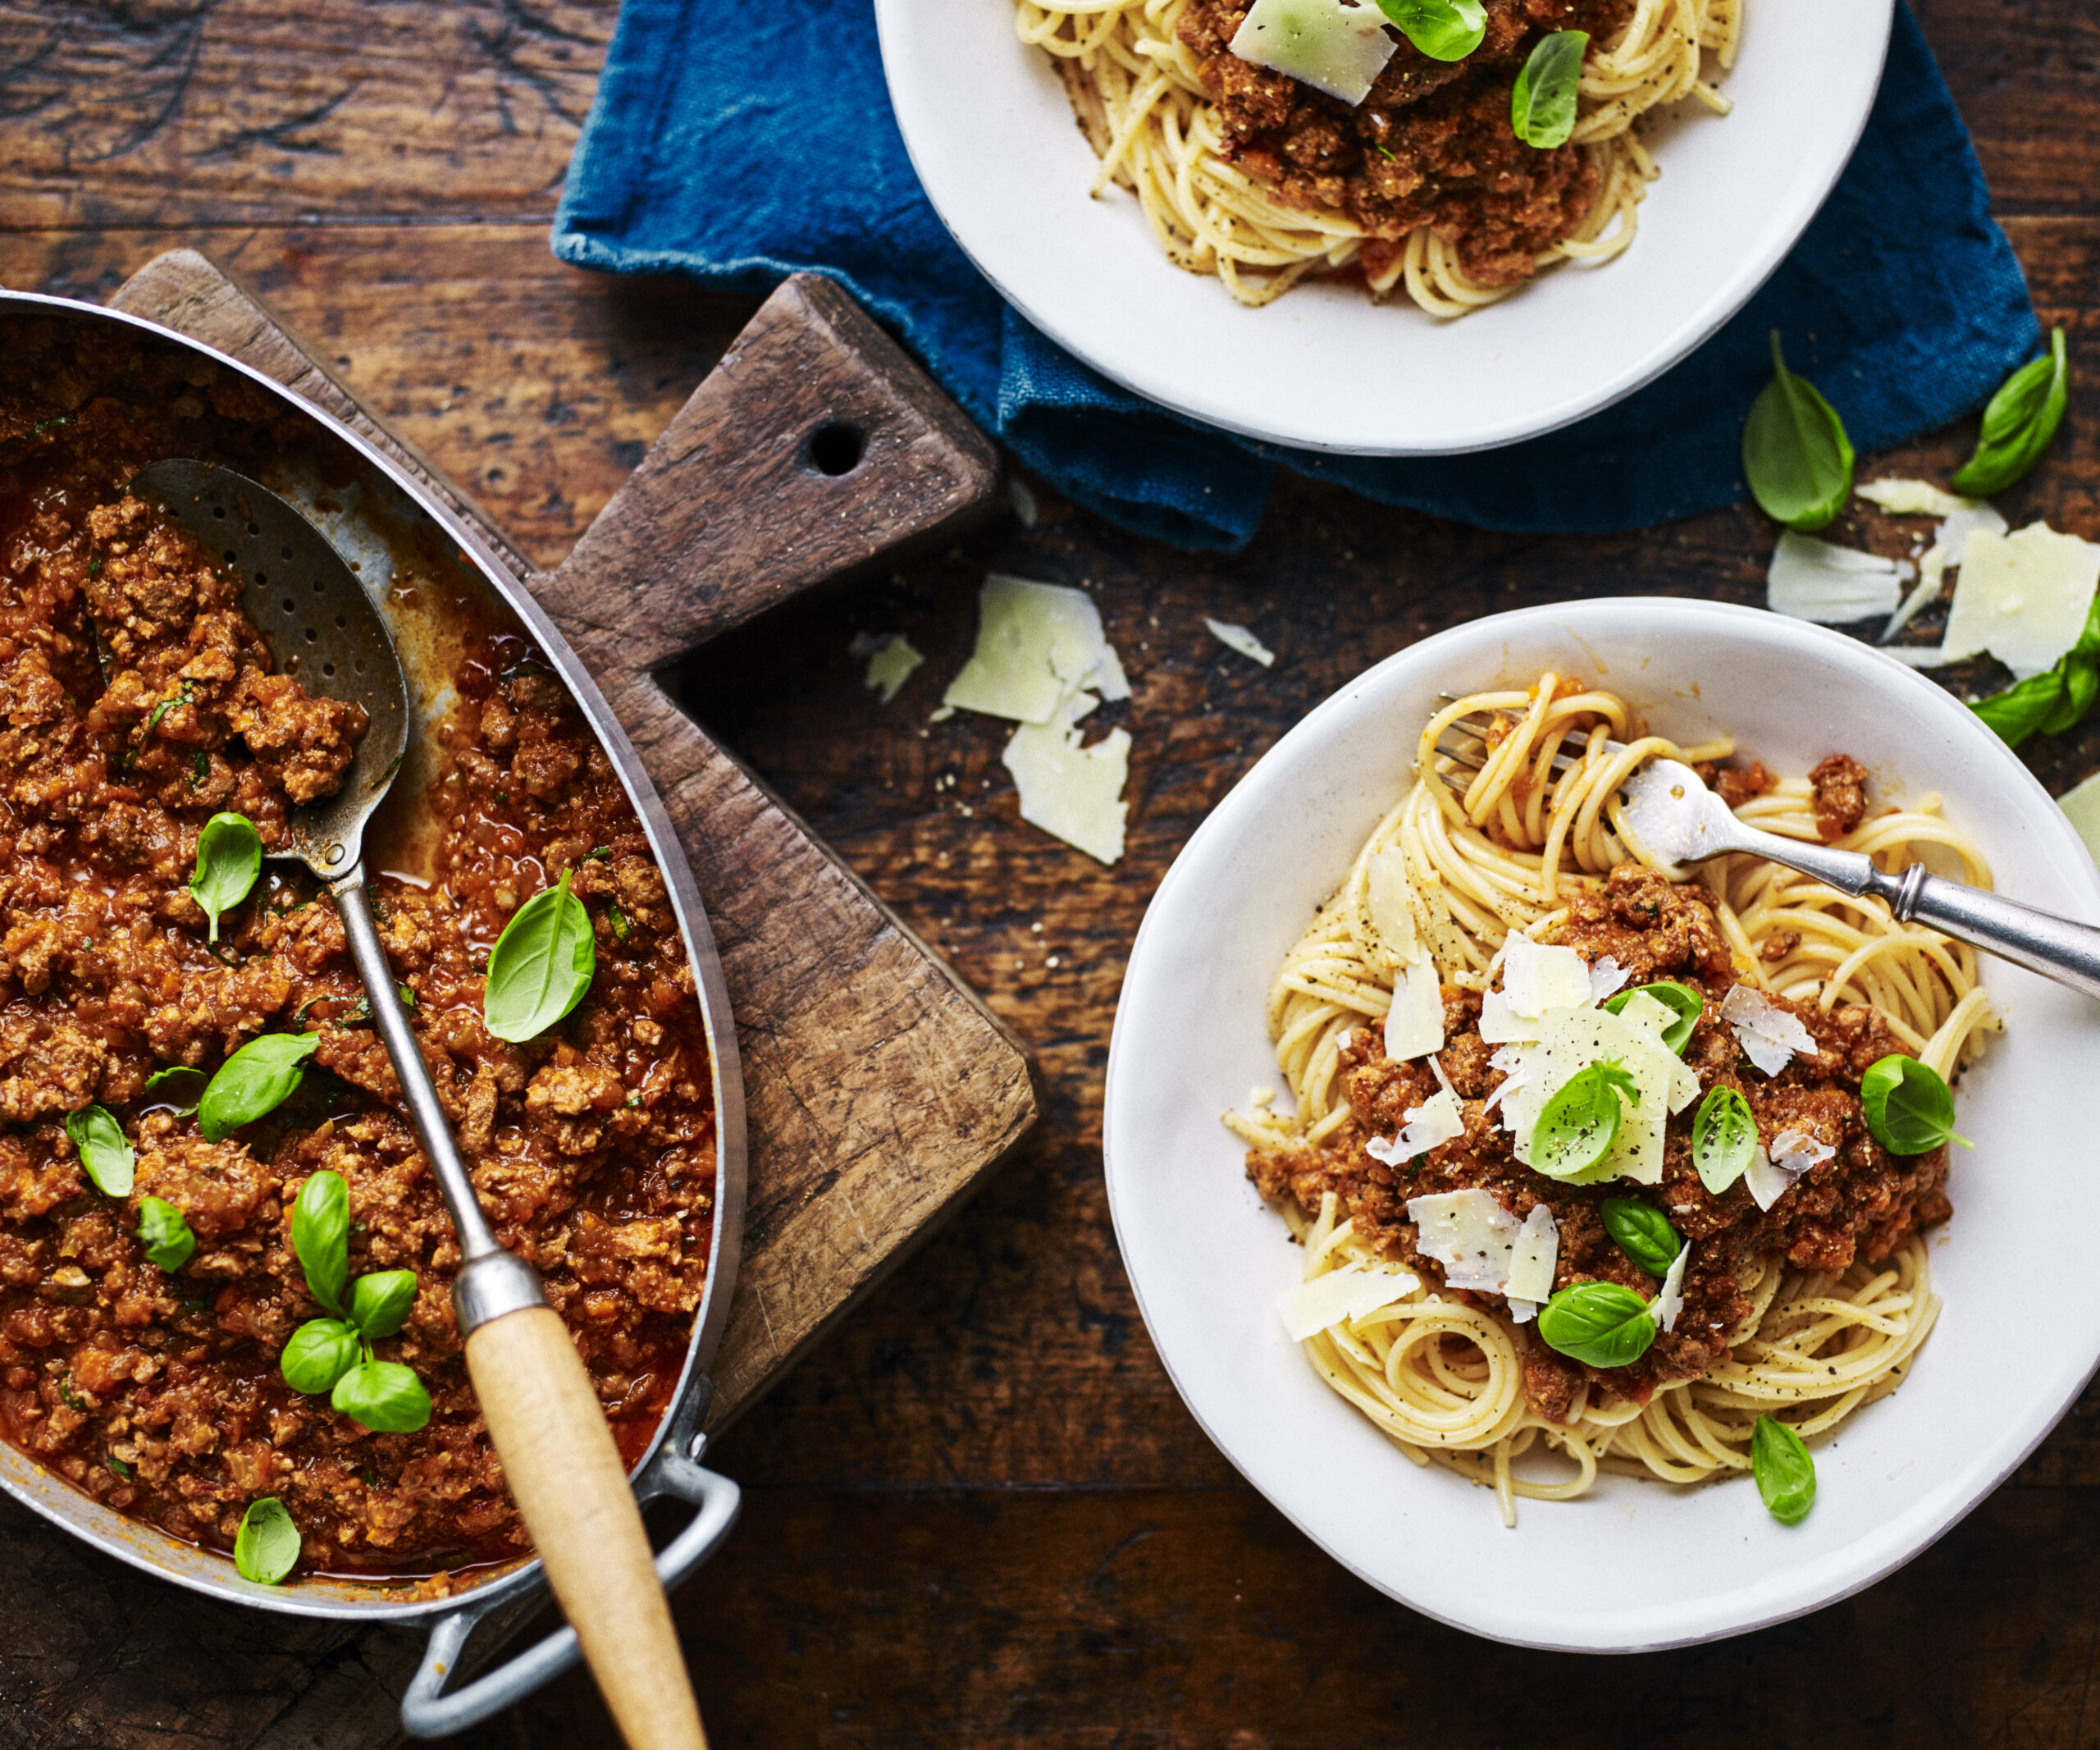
[1430,710,2100,1003]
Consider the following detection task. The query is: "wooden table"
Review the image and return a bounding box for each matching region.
[1,3,2095,1744]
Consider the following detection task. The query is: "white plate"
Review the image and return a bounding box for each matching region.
[1105,599,2100,1651]
[876,0,1891,455]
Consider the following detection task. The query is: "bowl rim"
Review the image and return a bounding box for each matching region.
[874,0,1895,456]
[1103,595,2100,1651]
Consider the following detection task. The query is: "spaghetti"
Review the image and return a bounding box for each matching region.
[1011,0,1741,315]
[1226,678,1997,1524]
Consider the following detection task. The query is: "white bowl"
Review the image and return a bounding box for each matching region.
[876,0,1891,455]
[1105,598,2100,1651]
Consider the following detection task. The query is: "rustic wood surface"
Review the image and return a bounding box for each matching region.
[1,2,2096,1746]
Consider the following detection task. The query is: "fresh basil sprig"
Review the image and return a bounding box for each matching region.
[190,811,262,944]
[1536,1280,1657,1368]
[234,1496,302,1585]
[65,1104,135,1196]
[199,1032,320,1143]
[1751,1414,1816,1524]
[1691,1085,1758,1193]
[1974,591,2100,749]
[1510,30,1586,148]
[143,1065,209,1115]
[1605,980,1704,1054]
[1860,1054,1970,1155]
[483,870,596,1043]
[1374,0,1486,60]
[1742,331,1854,532]
[1600,1198,1682,1277]
[1531,1058,1639,1180]
[280,1170,431,1434]
[1952,327,2069,497]
[136,1197,196,1272]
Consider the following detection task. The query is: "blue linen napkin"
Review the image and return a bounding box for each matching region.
[555,2,2037,552]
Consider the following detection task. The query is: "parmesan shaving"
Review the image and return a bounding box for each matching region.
[1276,1263,1420,1342]
[1383,957,1444,1062]
[1364,847,1420,964]
[1229,0,1397,105]
[1500,936,1591,1018]
[1405,1189,1520,1294]
[1654,1242,1690,1333]
[1366,1089,1463,1168]
[1856,478,1979,519]
[1001,688,1130,865]
[1589,957,1631,1003]
[1767,530,1911,624]
[1477,988,1542,1047]
[1504,1203,1559,1315]
[1938,523,2100,680]
[849,632,924,704]
[1205,618,1276,667]
[1720,984,1819,1076]
[944,574,1130,724]
[1500,1006,1681,1185]
[1743,1128,1833,1211]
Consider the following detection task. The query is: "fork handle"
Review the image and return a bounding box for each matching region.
[1890,866,2100,1003]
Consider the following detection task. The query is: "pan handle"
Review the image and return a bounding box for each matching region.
[398,1392,741,1740]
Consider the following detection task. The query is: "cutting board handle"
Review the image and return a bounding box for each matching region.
[538,274,998,681]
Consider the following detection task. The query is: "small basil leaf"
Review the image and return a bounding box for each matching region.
[2038,654,2100,738]
[1373,0,1486,60]
[234,1496,302,1585]
[65,1104,135,1196]
[1600,1197,1682,1277]
[1510,30,1586,148]
[199,1031,321,1143]
[1691,1085,1757,1193]
[143,1065,209,1116]
[349,1269,418,1341]
[1751,1414,1816,1524]
[331,1359,432,1434]
[1530,1059,1639,1180]
[1605,980,1704,1054]
[483,870,596,1044]
[1860,1054,1970,1154]
[189,811,262,944]
[1742,331,1854,532]
[291,1167,351,1316]
[1973,664,2072,748]
[135,1196,196,1272]
[1536,1280,1657,1368]
[280,1318,361,1395]
[1952,327,2069,497]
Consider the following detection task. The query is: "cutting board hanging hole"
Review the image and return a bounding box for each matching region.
[804,421,865,477]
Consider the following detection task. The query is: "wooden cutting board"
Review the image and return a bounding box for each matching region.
[0,249,1038,1748]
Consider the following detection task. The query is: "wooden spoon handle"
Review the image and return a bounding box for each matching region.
[465,1305,707,1750]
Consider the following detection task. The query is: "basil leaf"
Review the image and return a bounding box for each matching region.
[1605,980,1704,1054]
[331,1359,432,1434]
[1536,1280,1656,1368]
[1510,30,1586,148]
[234,1496,302,1585]
[291,1167,350,1316]
[280,1318,361,1395]
[1751,1414,1816,1524]
[349,1269,418,1341]
[189,811,262,944]
[65,1104,135,1196]
[1742,331,1854,532]
[135,1196,196,1272]
[1600,1197,1682,1277]
[1860,1053,1970,1155]
[483,870,596,1044]
[1373,0,1486,60]
[1691,1085,1756,1193]
[199,1031,321,1143]
[143,1065,208,1116]
[1952,327,2069,497]
[1530,1058,1639,1180]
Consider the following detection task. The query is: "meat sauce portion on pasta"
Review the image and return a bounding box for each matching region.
[0,320,717,1583]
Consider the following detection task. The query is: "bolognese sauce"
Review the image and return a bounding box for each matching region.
[0,319,716,1582]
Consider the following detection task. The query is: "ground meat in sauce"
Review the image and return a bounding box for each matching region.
[0,320,716,1581]
[1248,854,1951,1423]
[1176,0,1632,287]
[1810,752,1871,842]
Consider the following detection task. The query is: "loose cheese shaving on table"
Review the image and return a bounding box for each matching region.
[943,574,1129,724]
[1856,478,1980,518]
[850,632,923,704]
[1276,1263,1420,1342]
[1883,505,2009,645]
[1938,523,2100,679]
[1767,531,1912,624]
[1001,688,1130,865]
[1205,619,1276,667]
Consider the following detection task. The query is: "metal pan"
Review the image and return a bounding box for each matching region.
[0,289,749,1735]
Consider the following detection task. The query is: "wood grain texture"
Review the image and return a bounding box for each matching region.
[464,1307,705,1750]
[2,2,2099,1747]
